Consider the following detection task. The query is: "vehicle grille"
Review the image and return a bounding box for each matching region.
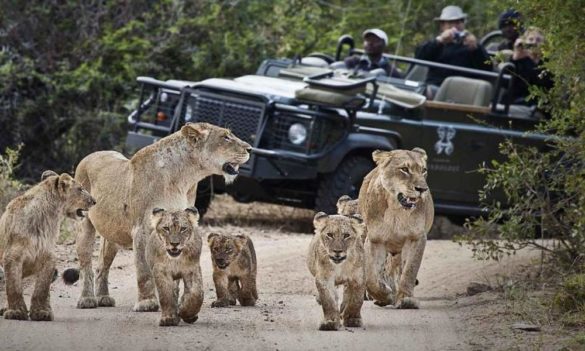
[186,92,265,147]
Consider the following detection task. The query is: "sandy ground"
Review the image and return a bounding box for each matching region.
[0,196,550,351]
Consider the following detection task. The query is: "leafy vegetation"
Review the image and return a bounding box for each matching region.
[0,0,502,179]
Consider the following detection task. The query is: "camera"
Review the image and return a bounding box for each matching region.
[453,30,467,43]
[517,42,537,50]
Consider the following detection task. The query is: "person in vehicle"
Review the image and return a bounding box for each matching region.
[342,28,402,78]
[496,9,523,52]
[505,27,553,108]
[415,5,492,98]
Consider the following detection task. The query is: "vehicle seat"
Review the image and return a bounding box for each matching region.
[300,57,330,67]
[434,76,493,107]
[404,64,429,82]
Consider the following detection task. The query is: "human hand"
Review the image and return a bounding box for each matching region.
[436,28,455,44]
[463,33,477,50]
[512,38,530,60]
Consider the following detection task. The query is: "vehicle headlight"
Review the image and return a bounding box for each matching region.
[184,105,193,122]
[288,123,307,145]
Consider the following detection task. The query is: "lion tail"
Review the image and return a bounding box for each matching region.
[62,268,80,285]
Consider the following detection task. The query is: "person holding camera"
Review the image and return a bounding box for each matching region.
[506,27,553,107]
[342,28,402,78]
[415,5,492,98]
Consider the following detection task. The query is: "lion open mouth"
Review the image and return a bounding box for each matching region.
[329,256,346,264]
[397,193,418,210]
[166,249,182,258]
[222,162,240,176]
[76,209,89,218]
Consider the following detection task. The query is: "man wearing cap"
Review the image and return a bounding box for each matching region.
[415,5,492,97]
[343,28,402,78]
[496,9,523,51]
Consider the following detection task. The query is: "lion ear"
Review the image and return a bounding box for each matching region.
[411,147,427,162]
[181,122,210,142]
[372,149,393,165]
[150,208,165,228]
[313,211,328,229]
[207,233,219,245]
[57,173,74,194]
[337,195,351,204]
[41,170,58,181]
[184,207,200,225]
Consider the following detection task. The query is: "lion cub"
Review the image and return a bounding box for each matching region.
[307,212,366,331]
[146,207,203,326]
[207,233,257,307]
[0,170,95,321]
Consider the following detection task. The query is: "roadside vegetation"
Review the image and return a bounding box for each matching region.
[457,0,585,344]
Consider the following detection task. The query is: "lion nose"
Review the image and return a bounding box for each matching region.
[216,258,225,265]
[333,249,343,255]
[170,242,180,248]
[246,146,252,154]
[415,186,428,194]
[90,197,97,206]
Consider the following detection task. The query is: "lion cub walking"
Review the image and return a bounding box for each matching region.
[146,207,204,326]
[207,233,258,307]
[0,171,95,321]
[307,212,366,331]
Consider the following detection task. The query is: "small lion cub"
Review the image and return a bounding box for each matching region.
[207,233,258,307]
[307,212,366,331]
[0,170,95,321]
[146,207,204,326]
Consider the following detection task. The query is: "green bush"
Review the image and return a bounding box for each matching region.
[0,146,24,213]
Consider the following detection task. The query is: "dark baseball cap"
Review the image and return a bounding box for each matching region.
[498,9,522,28]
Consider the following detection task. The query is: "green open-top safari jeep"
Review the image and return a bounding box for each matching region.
[125,35,548,218]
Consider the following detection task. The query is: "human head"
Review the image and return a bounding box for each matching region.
[435,5,467,32]
[498,9,523,42]
[362,28,387,57]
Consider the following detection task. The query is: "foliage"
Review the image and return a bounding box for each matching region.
[460,0,585,272]
[0,0,504,180]
[0,146,24,213]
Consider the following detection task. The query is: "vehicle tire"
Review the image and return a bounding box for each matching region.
[195,177,213,218]
[315,156,375,214]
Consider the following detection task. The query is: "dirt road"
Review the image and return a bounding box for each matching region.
[0,219,538,351]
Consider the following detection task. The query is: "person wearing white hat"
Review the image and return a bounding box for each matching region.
[415,5,492,98]
[342,28,402,78]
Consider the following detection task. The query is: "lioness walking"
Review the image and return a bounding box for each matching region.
[68,122,251,312]
[0,171,95,321]
[359,148,433,309]
[307,212,366,331]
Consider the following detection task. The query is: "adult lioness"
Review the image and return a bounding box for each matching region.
[70,122,251,311]
[307,212,366,331]
[147,207,203,326]
[0,171,95,321]
[359,148,433,309]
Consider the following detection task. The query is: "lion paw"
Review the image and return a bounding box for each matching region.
[133,299,159,312]
[180,313,198,324]
[373,297,394,307]
[211,299,232,308]
[343,317,362,328]
[97,295,116,307]
[239,298,256,307]
[77,296,98,309]
[319,319,340,331]
[4,309,29,320]
[396,297,419,309]
[30,309,54,321]
[159,315,180,327]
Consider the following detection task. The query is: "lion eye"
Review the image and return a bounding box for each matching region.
[162,226,170,232]
[326,233,334,239]
[180,227,188,233]
[400,167,410,174]
[224,135,232,142]
[343,233,351,239]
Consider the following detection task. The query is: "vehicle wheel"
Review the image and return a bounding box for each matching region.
[315,156,375,214]
[195,177,213,218]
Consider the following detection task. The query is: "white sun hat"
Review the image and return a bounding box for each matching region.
[434,5,467,21]
[362,28,388,46]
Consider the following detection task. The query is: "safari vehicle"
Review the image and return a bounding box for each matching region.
[125,35,549,218]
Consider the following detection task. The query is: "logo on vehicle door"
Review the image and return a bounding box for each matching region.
[434,126,456,156]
